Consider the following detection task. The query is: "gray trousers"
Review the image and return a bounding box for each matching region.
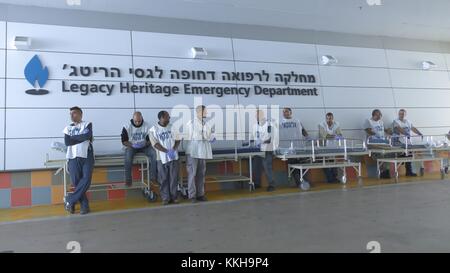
[157,160,179,202]
[186,155,206,199]
[252,151,275,187]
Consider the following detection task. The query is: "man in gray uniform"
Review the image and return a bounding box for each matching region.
[121,111,157,186]
[186,105,215,203]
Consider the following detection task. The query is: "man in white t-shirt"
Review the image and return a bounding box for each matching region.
[319,112,343,183]
[149,111,181,205]
[121,111,157,187]
[252,109,279,192]
[185,105,215,203]
[392,109,423,177]
[364,109,392,179]
[63,106,94,215]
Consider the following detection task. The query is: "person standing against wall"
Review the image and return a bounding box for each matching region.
[318,112,343,183]
[185,105,215,203]
[279,107,309,187]
[121,111,157,187]
[252,109,279,192]
[63,106,94,215]
[149,111,181,205]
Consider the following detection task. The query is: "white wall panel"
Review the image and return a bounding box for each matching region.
[132,31,233,60]
[7,50,133,81]
[5,138,65,170]
[7,22,131,55]
[0,21,5,49]
[317,45,387,68]
[6,79,134,108]
[389,70,450,89]
[0,78,4,108]
[0,49,5,78]
[0,106,4,139]
[133,56,236,84]
[0,139,4,171]
[326,108,397,130]
[323,87,395,108]
[232,39,317,64]
[319,66,390,87]
[386,49,447,70]
[401,108,450,128]
[5,109,134,138]
[394,89,450,108]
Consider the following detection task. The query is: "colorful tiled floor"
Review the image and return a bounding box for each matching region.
[0,172,447,223]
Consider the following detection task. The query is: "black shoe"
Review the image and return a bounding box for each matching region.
[406,172,417,177]
[80,208,90,215]
[267,186,276,192]
[64,202,75,214]
[254,184,261,189]
[190,198,198,203]
[170,199,180,204]
[197,196,208,202]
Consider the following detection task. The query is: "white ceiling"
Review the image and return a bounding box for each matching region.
[1,0,450,41]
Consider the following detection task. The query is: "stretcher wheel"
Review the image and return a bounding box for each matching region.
[146,191,157,202]
[300,181,310,191]
[420,167,425,177]
[341,176,347,184]
[142,188,150,197]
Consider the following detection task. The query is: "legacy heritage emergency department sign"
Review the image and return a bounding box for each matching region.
[24,54,319,98]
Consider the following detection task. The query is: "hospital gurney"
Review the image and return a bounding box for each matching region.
[44,142,158,203]
[177,139,265,196]
[367,135,450,182]
[274,138,368,190]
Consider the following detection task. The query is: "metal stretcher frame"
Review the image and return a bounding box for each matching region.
[45,153,157,202]
[367,135,450,182]
[177,140,265,195]
[275,138,368,189]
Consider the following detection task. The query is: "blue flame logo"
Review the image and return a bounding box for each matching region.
[24,55,49,95]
